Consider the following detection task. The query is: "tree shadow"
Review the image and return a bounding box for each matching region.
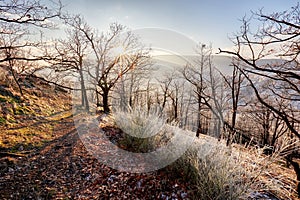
[0,109,75,155]
[0,115,92,199]
[8,109,74,131]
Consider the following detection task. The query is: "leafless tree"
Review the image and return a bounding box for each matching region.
[0,0,61,27]
[183,44,210,137]
[219,4,300,195]
[64,16,150,113]
[50,22,90,111]
[206,59,226,139]
[0,0,62,95]
[220,59,245,145]
[219,6,300,139]
[246,100,288,148]
[156,70,186,123]
[114,55,153,111]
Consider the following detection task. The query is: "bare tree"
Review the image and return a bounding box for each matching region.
[206,59,226,139]
[0,0,62,95]
[183,44,210,137]
[246,100,288,148]
[219,4,300,195]
[220,60,244,145]
[95,26,149,113]
[50,24,90,111]
[219,6,300,139]
[157,70,186,123]
[114,55,153,111]
[0,0,61,27]
[64,16,150,113]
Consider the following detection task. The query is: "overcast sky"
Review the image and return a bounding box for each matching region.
[61,0,298,52]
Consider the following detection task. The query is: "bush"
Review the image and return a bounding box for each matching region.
[114,107,168,152]
[166,139,255,200]
[112,107,299,199]
[193,142,250,199]
[114,107,258,199]
[114,107,164,138]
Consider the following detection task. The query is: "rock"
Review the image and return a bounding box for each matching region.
[18,145,24,151]
[8,167,14,172]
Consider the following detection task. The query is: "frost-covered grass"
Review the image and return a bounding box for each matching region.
[114,107,165,138]
[166,138,255,200]
[168,136,300,199]
[112,107,300,199]
[113,107,171,152]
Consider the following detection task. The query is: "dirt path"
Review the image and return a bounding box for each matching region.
[0,114,189,199]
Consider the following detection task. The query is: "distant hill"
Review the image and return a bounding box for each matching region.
[151,54,234,76]
[151,54,287,77]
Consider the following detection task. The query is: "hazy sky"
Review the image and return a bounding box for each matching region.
[61,0,298,51]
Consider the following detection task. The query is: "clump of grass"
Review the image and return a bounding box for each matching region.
[166,139,256,200]
[113,107,254,198]
[193,143,251,199]
[114,107,164,138]
[113,107,167,152]
[168,136,300,200]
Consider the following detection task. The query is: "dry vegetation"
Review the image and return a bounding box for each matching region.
[0,73,71,153]
[0,75,299,199]
[112,109,300,200]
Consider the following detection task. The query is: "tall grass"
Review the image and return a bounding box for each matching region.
[174,136,300,200]
[114,107,165,138]
[167,138,257,200]
[113,107,169,152]
[113,108,255,198]
[112,107,299,199]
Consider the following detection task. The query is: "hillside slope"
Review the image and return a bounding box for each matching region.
[0,71,299,199]
[0,71,71,154]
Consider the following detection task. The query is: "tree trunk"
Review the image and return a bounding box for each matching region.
[102,89,110,113]
[196,94,202,137]
[9,65,23,96]
[174,102,178,121]
[226,108,237,146]
[79,70,89,111]
[286,156,300,197]
[96,89,101,107]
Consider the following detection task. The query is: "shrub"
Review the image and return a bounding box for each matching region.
[113,107,167,152]
[114,107,164,138]
[192,142,250,199]
[166,139,256,200]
